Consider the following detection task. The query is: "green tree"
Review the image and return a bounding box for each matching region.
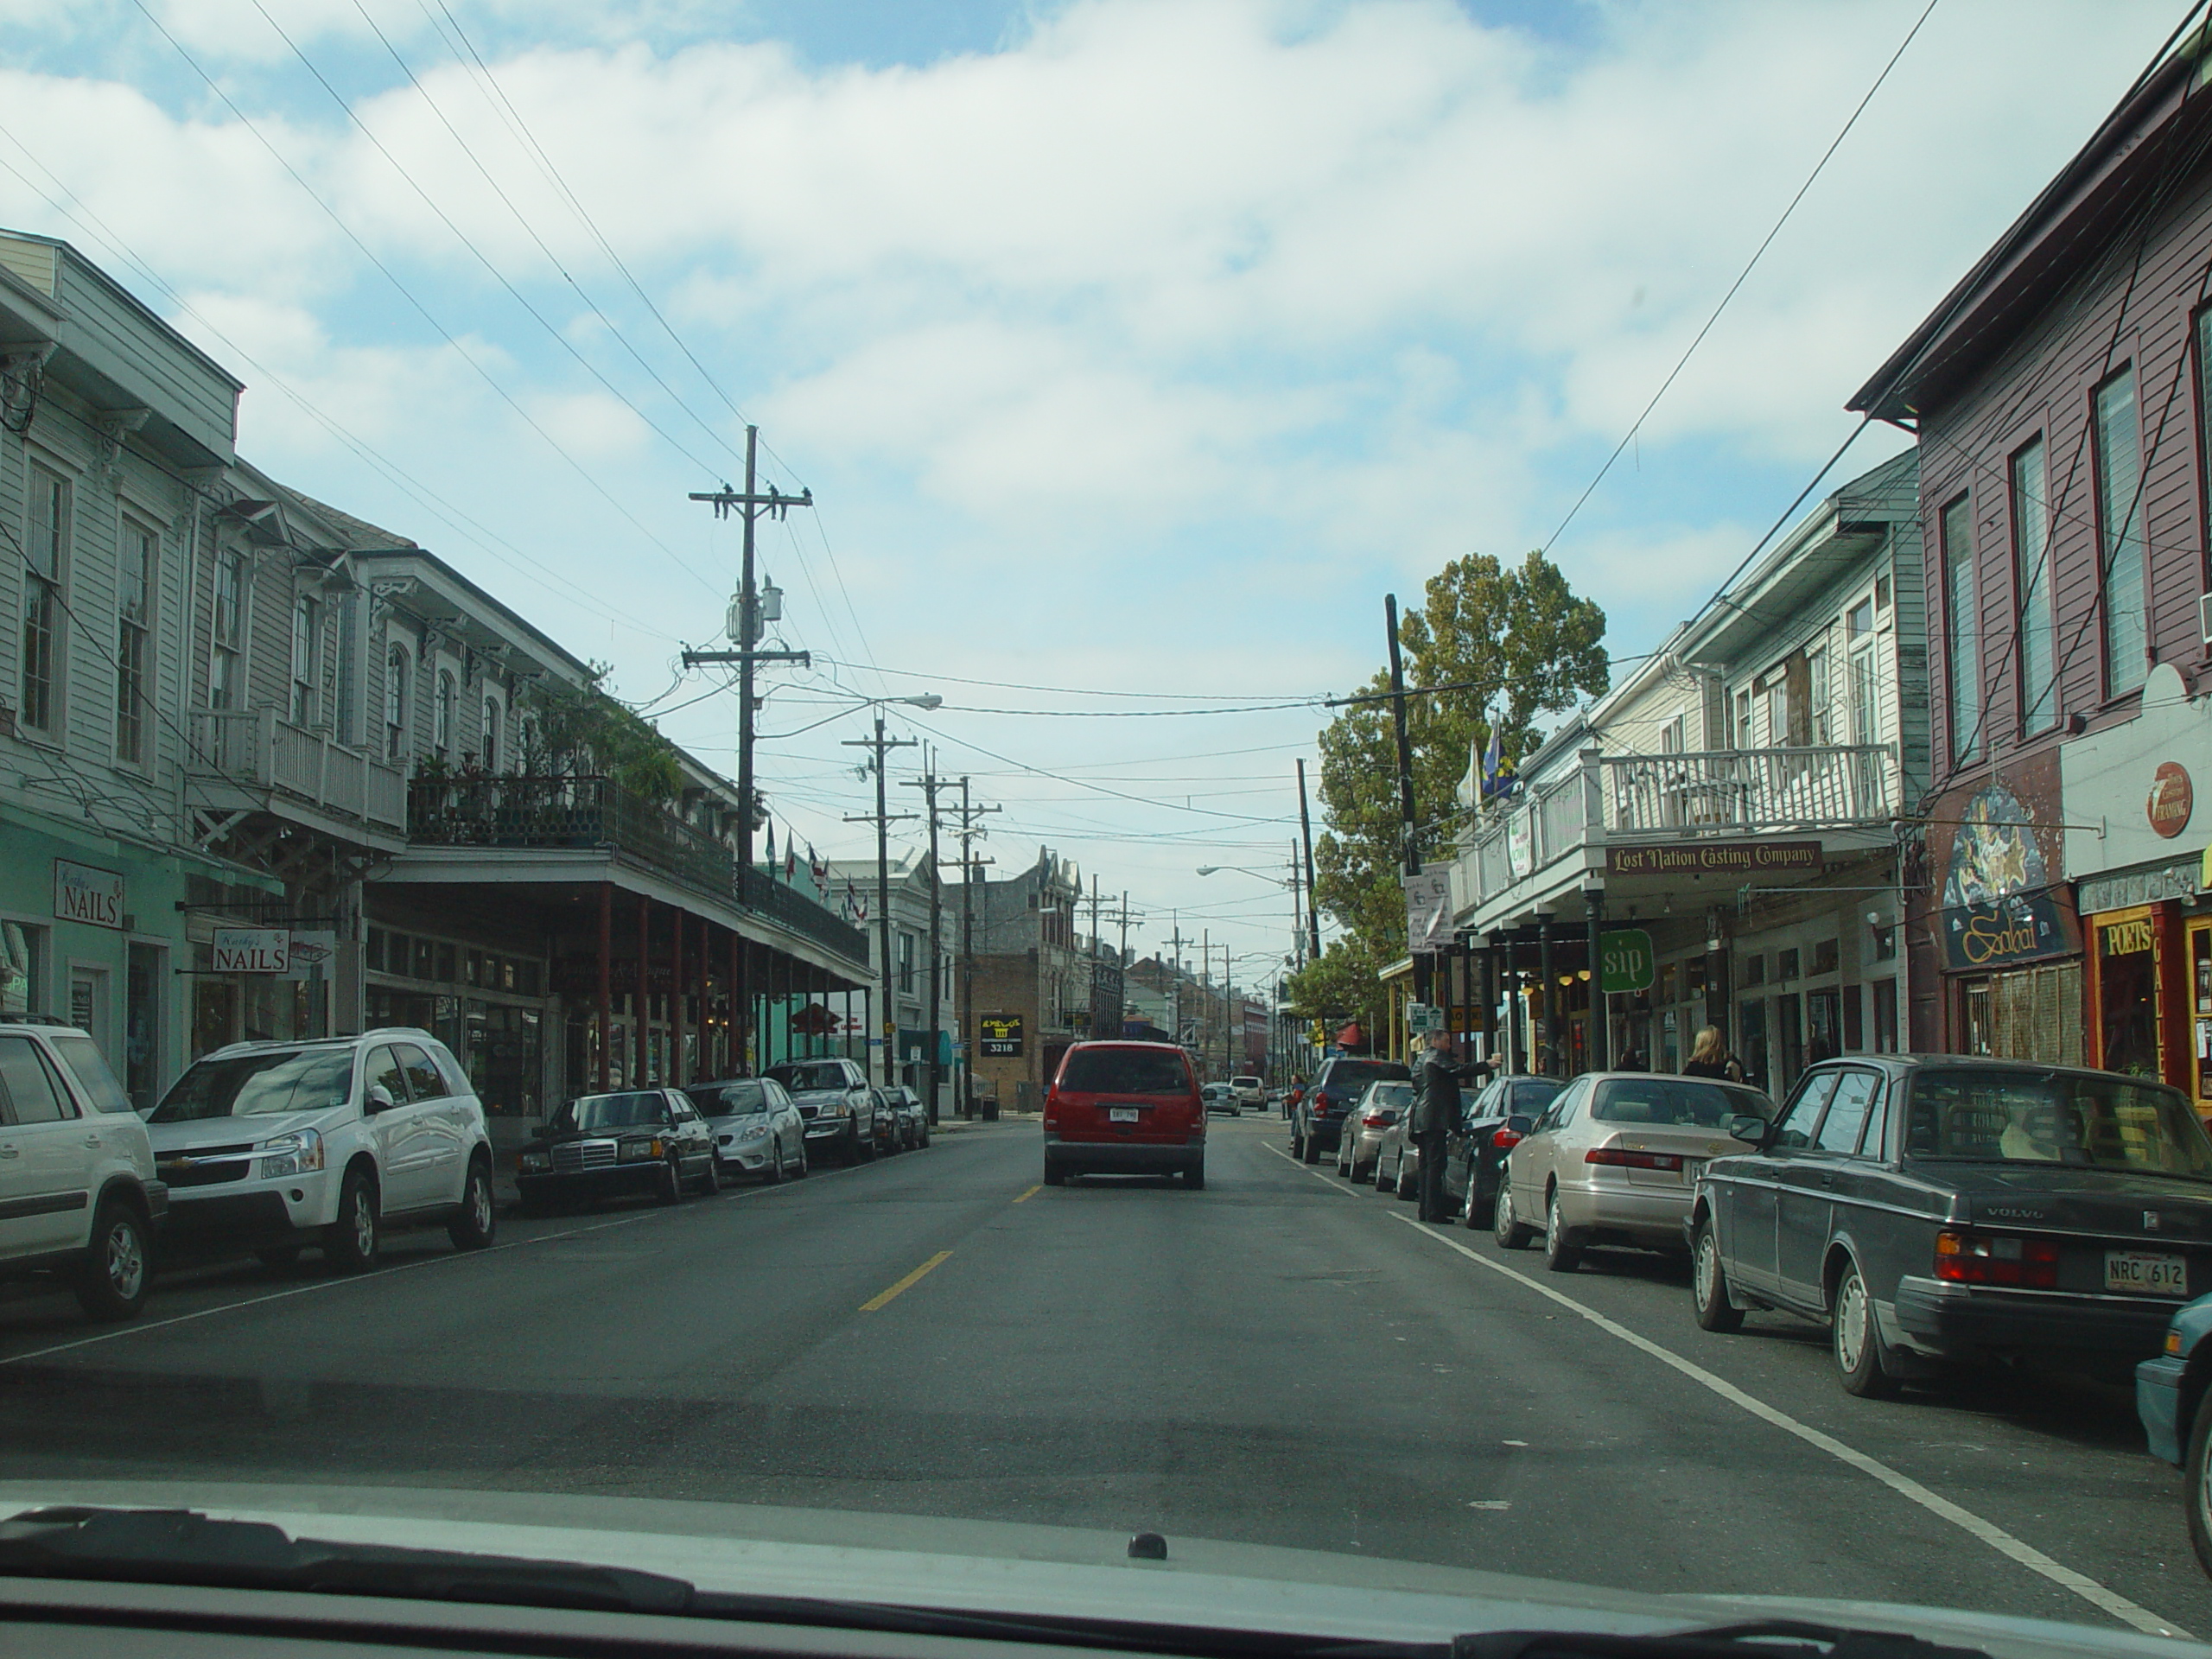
[1310,550,1607,967]
[520,668,686,804]
[1281,935,1389,1039]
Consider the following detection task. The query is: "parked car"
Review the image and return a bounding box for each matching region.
[1336,1080,1410,1185]
[2136,1292,2212,1575]
[868,1087,904,1155]
[1202,1082,1240,1116]
[1291,1058,1410,1164]
[1371,1082,1431,1199]
[1445,1074,1565,1228]
[1691,1055,2212,1399]
[0,1018,165,1319]
[882,1085,931,1148]
[515,1088,720,1213]
[764,1058,875,1165]
[684,1077,806,1182]
[146,1027,495,1273]
[1230,1076,1265,1111]
[1498,1071,1773,1274]
[1043,1040,1205,1187]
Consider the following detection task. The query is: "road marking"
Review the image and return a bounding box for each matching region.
[859,1249,953,1313]
[1013,1185,1041,1204]
[1262,1141,1357,1192]
[1388,1212,2188,1640]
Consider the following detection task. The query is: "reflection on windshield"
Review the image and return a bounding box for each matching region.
[552,1091,671,1132]
[689,1082,765,1116]
[149,1050,354,1122]
[1907,1071,2212,1175]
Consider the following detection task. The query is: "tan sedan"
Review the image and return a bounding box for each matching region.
[1494,1071,1773,1273]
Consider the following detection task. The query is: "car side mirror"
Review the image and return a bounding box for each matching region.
[366,1084,397,1113]
[1505,1114,1533,1136]
[1726,1114,1768,1146]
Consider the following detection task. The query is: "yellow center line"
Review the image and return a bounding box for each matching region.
[1012,1184,1042,1203]
[859,1249,953,1313]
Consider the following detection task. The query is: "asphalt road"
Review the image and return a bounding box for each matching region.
[0,1113,2205,1637]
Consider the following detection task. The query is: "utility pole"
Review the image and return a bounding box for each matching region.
[683,426,813,1058]
[1295,759,1323,964]
[1219,939,1233,1081]
[950,777,1001,1116]
[1288,839,1306,968]
[843,715,917,1089]
[1385,593,1448,1224]
[901,759,954,1123]
[1164,917,1190,1053]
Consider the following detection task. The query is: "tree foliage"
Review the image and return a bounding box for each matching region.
[1308,550,1608,969]
[520,669,685,804]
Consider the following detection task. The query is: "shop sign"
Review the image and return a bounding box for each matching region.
[281,931,336,982]
[2101,913,2157,958]
[1403,866,1452,951]
[2150,763,2195,839]
[979,1014,1023,1057]
[1506,810,1534,880]
[1605,841,1822,878]
[1940,785,2075,971]
[52,860,123,931]
[1406,1002,1442,1033]
[213,928,290,974]
[1598,928,1655,994]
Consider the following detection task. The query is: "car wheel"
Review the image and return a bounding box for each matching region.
[256,1244,303,1268]
[2184,1385,2212,1577]
[73,1199,151,1320]
[656,1154,684,1205]
[1301,1129,1321,1165]
[855,1125,875,1164]
[1691,1218,1744,1333]
[1542,1190,1582,1273]
[448,1156,497,1250]
[763,1143,784,1185]
[697,1150,722,1196]
[1833,1257,1901,1399]
[1493,1182,1535,1249]
[1185,1163,1206,1190]
[796,1140,810,1179]
[324,1166,380,1272]
[1289,1128,1306,1160]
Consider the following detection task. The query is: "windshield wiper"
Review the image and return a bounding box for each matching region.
[1458,1619,1988,1659]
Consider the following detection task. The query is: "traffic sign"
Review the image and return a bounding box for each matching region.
[1406,1002,1443,1034]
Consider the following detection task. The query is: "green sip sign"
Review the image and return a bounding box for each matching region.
[1599,928,1654,995]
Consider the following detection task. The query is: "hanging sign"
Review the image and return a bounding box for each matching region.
[213,929,290,974]
[281,931,337,982]
[1598,928,1655,995]
[52,860,124,930]
[979,1014,1023,1057]
[2149,762,2194,839]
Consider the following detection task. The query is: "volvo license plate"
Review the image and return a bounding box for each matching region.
[1109,1108,1141,1123]
[2107,1251,2188,1296]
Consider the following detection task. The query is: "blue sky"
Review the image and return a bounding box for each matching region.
[0,0,2184,973]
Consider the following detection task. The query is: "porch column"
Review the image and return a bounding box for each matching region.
[1586,890,1609,1071]
[1537,918,1557,1075]
[634,893,650,1084]
[596,881,612,1092]
[728,929,742,1074]
[671,908,686,1087]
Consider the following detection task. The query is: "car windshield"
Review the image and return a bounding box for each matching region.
[47,1032,133,1114]
[149,1048,355,1122]
[1509,1078,1565,1113]
[689,1083,766,1116]
[1591,1077,1771,1127]
[551,1092,670,1132]
[1058,1048,1190,1094]
[1323,1062,1408,1091]
[1906,1071,2212,1176]
[766,1063,849,1094]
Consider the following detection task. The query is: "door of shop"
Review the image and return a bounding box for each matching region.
[2189,918,2212,1117]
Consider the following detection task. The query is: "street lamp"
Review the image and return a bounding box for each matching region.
[1195,861,1309,970]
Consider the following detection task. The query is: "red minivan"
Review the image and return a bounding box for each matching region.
[1042,1041,1206,1188]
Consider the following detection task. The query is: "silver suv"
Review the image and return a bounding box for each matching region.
[763,1058,876,1165]
[0,1018,164,1320]
[144,1027,496,1271]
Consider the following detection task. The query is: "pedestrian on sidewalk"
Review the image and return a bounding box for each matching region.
[1681,1026,1745,1083]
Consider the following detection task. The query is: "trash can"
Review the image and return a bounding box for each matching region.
[980,1097,999,1122]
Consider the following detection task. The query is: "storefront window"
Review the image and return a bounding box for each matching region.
[1,921,43,1014]
[2097,909,2161,1079]
[1738,1000,1768,1092]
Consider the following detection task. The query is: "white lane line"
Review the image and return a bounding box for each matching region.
[0,1160,863,1371]
[1387,1212,2189,1641]
[1262,1141,1358,1192]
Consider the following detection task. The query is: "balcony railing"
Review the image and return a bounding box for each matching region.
[187,707,407,835]
[1458,744,1895,910]
[407,774,869,966]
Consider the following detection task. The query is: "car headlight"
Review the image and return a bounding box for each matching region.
[258,1128,324,1179]
[518,1150,551,1173]
[619,1137,664,1161]
[734,1121,770,1140]
[813,1101,847,1119]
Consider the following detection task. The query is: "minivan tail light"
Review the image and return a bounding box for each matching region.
[1491,1128,1523,1150]
[1934,1229,2060,1288]
[1585,1147,1683,1172]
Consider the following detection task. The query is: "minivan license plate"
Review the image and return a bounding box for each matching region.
[2107,1251,2188,1296]
[1109,1107,1141,1122]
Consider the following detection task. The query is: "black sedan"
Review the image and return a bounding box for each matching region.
[1689,1054,2212,1397]
[514,1088,721,1214]
[1442,1073,1565,1228]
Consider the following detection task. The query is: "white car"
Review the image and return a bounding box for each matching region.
[0,1018,165,1320]
[1230,1076,1265,1110]
[143,1027,497,1272]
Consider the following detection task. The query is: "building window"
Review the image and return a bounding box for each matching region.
[1660,713,1685,754]
[898,931,915,994]
[518,715,539,769]
[116,520,154,764]
[290,593,320,727]
[1807,645,1833,745]
[1940,494,1979,762]
[2011,436,2056,732]
[21,464,67,734]
[385,644,410,760]
[211,549,244,710]
[2093,365,2147,696]
[480,695,501,772]
[435,669,455,756]
[1732,687,1751,750]
[1847,598,1878,746]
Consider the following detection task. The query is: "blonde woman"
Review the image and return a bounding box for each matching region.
[1681,1026,1742,1082]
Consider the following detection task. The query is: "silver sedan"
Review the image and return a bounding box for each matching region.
[1335,1080,1413,1184]
[684,1077,808,1183]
